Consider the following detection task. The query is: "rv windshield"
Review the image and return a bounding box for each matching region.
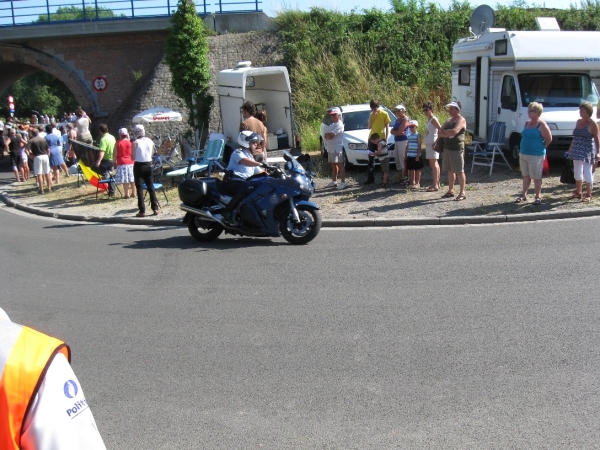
[518,74,598,107]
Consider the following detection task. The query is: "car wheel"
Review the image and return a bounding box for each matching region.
[508,135,521,167]
[343,149,353,170]
[320,138,327,159]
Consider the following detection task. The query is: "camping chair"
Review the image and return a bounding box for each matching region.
[166,138,225,183]
[75,164,87,187]
[96,172,122,200]
[469,121,513,176]
[154,136,183,170]
[142,181,168,208]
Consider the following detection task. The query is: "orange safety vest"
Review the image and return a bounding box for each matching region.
[0,320,70,450]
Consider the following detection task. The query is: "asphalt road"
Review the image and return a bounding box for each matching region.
[1,200,599,449]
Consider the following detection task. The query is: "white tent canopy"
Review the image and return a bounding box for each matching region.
[132,107,186,124]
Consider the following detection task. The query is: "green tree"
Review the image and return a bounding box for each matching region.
[1,72,78,119]
[37,5,119,22]
[164,0,213,133]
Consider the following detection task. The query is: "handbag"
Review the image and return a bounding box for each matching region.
[434,138,443,153]
[542,155,550,176]
[560,159,575,184]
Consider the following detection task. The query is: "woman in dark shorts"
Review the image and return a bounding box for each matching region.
[8,128,24,182]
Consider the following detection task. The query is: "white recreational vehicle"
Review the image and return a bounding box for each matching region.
[452,6,600,162]
[217,62,296,153]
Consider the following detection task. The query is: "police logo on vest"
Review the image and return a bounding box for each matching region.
[64,379,89,418]
[64,379,78,398]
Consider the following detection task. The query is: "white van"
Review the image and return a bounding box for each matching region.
[217,62,296,152]
[452,9,600,162]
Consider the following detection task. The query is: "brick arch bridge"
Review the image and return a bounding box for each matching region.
[0,44,100,116]
[0,13,277,132]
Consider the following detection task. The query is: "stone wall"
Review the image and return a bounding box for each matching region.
[109,31,283,147]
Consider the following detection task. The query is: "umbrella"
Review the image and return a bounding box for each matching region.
[132,107,186,124]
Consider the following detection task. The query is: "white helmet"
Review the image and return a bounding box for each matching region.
[237,130,263,148]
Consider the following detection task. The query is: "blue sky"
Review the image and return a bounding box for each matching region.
[262,0,570,16]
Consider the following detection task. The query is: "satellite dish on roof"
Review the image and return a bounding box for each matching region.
[470,5,495,36]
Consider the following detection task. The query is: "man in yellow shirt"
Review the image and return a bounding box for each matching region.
[365,100,391,184]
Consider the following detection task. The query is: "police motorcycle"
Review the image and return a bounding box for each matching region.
[178,139,321,245]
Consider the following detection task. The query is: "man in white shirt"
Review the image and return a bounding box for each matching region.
[324,107,346,190]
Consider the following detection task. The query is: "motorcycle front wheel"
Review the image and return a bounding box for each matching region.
[187,214,223,242]
[279,205,322,245]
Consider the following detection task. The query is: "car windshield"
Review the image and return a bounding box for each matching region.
[518,73,599,107]
[341,108,395,131]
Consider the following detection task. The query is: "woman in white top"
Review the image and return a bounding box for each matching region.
[131,124,159,217]
[423,101,442,191]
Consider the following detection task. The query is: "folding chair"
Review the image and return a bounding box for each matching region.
[142,181,168,208]
[166,138,225,182]
[96,172,122,200]
[154,137,183,170]
[76,164,87,187]
[469,121,513,176]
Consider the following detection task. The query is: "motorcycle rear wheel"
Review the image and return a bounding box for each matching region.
[279,205,321,245]
[187,214,223,242]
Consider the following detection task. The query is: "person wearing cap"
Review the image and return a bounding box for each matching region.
[406,120,423,189]
[324,107,346,190]
[0,306,107,449]
[438,101,467,201]
[114,127,135,198]
[132,124,159,216]
[239,101,268,162]
[390,104,409,185]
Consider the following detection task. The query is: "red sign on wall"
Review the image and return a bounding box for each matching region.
[92,76,108,92]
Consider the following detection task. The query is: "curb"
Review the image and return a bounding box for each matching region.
[3,191,600,227]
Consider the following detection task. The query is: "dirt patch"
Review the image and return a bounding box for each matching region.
[2,159,599,221]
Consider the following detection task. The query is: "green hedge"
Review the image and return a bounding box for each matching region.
[273,1,600,149]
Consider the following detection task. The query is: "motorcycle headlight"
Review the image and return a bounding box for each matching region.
[348,143,367,150]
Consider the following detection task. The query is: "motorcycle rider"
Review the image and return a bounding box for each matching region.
[222,131,266,222]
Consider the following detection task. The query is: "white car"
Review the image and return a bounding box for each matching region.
[319,104,396,168]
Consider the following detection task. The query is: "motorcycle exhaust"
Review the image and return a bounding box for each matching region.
[180,204,224,225]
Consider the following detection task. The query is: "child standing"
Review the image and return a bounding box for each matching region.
[406,120,423,189]
[367,133,390,187]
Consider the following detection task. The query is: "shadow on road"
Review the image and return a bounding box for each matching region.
[117,235,287,251]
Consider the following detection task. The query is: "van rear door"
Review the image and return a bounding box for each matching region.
[475,57,490,139]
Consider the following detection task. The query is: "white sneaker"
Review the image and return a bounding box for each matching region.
[337,182,347,190]
[325,181,337,188]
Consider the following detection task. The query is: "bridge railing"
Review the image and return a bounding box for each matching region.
[0,0,262,27]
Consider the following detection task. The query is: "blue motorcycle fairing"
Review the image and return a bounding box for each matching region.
[293,200,320,210]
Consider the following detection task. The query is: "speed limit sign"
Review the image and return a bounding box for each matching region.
[92,76,108,92]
